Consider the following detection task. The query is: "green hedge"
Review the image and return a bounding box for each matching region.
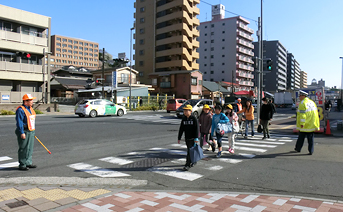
[0,110,15,115]
[34,109,44,114]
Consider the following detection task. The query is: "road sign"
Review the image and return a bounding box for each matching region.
[2,95,9,100]
[118,53,126,59]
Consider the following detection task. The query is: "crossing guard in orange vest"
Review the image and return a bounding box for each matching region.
[15,94,37,171]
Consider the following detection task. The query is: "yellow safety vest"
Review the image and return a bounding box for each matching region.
[296,97,320,132]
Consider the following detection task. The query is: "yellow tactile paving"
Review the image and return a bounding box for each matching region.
[0,188,111,202]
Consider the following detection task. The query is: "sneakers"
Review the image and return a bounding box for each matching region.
[228,148,235,154]
[216,151,222,158]
[190,162,197,167]
[267,135,270,138]
[27,164,37,168]
[244,136,248,139]
[183,166,190,171]
[262,137,266,140]
[294,148,300,153]
[211,142,216,152]
[18,166,29,171]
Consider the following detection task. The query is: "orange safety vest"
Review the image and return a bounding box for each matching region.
[17,106,36,131]
[237,102,242,111]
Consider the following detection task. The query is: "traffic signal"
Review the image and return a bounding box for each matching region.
[16,52,32,59]
[95,78,103,86]
[266,59,272,71]
[253,57,259,69]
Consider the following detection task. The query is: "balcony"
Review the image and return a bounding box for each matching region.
[237,47,254,56]
[237,63,254,71]
[237,30,253,41]
[0,61,42,74]
[238,22,254,34]
[0,30,48,47]
[236,71,254,79]
[160,82,171,88]
[237,55,253,64]
[238,80,254,86]
[237,39,254,49]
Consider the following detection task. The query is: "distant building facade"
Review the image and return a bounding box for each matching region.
[253,40,287,92]
[198,4,254,91]
[50,35,99,69]
[286,53,301,90]
[0,4,51,103]
[300,71,308,88]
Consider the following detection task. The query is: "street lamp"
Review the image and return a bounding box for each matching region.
[129,27,135,110]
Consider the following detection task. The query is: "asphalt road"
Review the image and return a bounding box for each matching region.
[0,109,342,201]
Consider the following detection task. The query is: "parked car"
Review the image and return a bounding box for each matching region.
[75,99,127,117]
[176,99,213,118]
[166,98,186,113]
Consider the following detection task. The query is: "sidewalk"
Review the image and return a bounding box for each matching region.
[1,186,343,212]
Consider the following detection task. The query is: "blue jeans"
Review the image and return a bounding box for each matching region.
[245,120,255,137]
[215,132,223,148]
[295,132,314,154]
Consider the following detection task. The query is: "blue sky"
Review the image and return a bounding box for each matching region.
[1,0,342,88]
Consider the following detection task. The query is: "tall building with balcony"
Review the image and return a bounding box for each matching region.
[253,40,288,92]
[0,4,50,103]
[134,0,201,98]
[198,4,255,91]
[50,35,99,69]
[294,59,301,89]
[286,53,301,90]
[300,70,308,88]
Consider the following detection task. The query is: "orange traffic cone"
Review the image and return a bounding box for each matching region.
[325,120,332,136]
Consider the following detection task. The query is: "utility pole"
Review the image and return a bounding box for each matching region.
[102,47,105,99]
[256,0,263,124]
[231,70,234,96]
[130,27,134,110]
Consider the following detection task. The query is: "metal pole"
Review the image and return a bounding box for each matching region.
[232,70,234,95]
[340,57,343,101]
[130,27,134,110]
[260,0,264,102]
[47,17,51,104]
[102,47,105,99]
[256,17,262,123]
[42,48,46,103]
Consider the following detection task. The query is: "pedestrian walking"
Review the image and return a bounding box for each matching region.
[198,104,215,151]
[237,99,255,138]
[178,105,199,171]
[259,97,274,139]
[211,105,230,158]
[225,104,238,153]
[15,94,38,171]
[294,90,320,155]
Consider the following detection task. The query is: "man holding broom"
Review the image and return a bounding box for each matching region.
[15,94,37,171]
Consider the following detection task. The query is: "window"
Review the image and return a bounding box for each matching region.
[204,64,207,67]
[139,72,144,77]
[211,32,214,35]
[85,48,88,51]
[79,52,83,55]
[95,44,98,48]
[62,49,67,52]
[68,40,72,43]
[211,24,214,27]
[222,39,225,41]
[90,49,93,52]
[222,55,225,57]
[222,23,225,26]
[74,51,78,54]
[95,54,98,57]
[204,56,207,59]
[140,18,145,23]
[140,7,145,12]
[90,53,93,56]
[139,50,144,55]
[90,44,93,47]
[74,41,78,44]
[204,72,207,74]
[222,63,225,65]
[74,56,78,59]
[62,54,66,57]
[56,43,61,47]
[222,47,225,49]
[204,48,207,51]
[140,28,145,34]
[74,46,78,49]
[79,57,83,60]
[211,63,214,66]
[210,71,214,74]
[222,71,225,73]
[57,37,61,41]
[211,47,214,51]
[204,33,207,36]
[140,39,144,45]
[56,48,61,52]
[68,50,72,53]
[222,31,225,33]
[211,55,214,58]
[79,47,83,50]
[85,43,88,46]
[62,38,67,42]
[85,53,88,56]
[94,49,98,52]
[199,80,202,85]
[205,26,207,28]
[79,42,83,46]
[211,40,214,43]
[222,79,225,81]
[62,44,67,47]
[139,61,144,66]
[191,77,197,85]
[204,41,207,44]
[68,45,72,48]
[152,78,157,85]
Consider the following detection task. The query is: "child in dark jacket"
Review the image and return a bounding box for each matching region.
[199,104,215,152]
[178,104,199,171]
[211,105,230,158]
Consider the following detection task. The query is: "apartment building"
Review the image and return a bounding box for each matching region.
[134,0,201,98]
[0,4,50,103]
[198,4,255,91]
[50,35,99,69]
[253,40,288,92]
[286,53,301,90]
[300,70,308,88]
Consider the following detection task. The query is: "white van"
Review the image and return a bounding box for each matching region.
[176,99,214,118]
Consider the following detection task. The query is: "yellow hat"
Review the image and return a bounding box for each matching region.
[227,104,233,109]
[183,104,193,111]
[203,104,210,109]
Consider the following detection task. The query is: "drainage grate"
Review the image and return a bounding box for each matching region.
[121,158,173,169]
[6,200,28,208]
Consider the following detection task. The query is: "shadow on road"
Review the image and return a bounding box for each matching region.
[255,151,310,159]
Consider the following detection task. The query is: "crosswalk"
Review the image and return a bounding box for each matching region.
[0,134,298,181]
[65,134,298,181]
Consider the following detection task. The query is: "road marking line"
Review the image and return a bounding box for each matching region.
[99,157,133,165]
[239,140,285,145]
[204,165,223,171]
[148,167,203,181]
[0,156,12,162]
[217,158,243,164]
[234,142,277,148]
[234,146,267,153]
[149,148,187,155]
[278,139,293,142]
[0,162,19,169]
[170,144,187,148]
[239,153,256,158]
[280,125,296,129]
[68,163,130,178]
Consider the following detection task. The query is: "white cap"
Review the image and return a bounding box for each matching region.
[299,90,308,96]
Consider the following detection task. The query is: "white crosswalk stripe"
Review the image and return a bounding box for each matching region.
[119,115,180,125]
[0,156,12,162]
[147,167,203,181]
[0,162,19,169]
[99,157,133,165]
[68,163,130,178]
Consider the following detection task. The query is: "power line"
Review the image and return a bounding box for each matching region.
[200,0,257,23]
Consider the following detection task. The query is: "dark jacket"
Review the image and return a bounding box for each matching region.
[198,111,212,134]
[178,115,199,141]
[260,103,274,120]
[269,102,276,114]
